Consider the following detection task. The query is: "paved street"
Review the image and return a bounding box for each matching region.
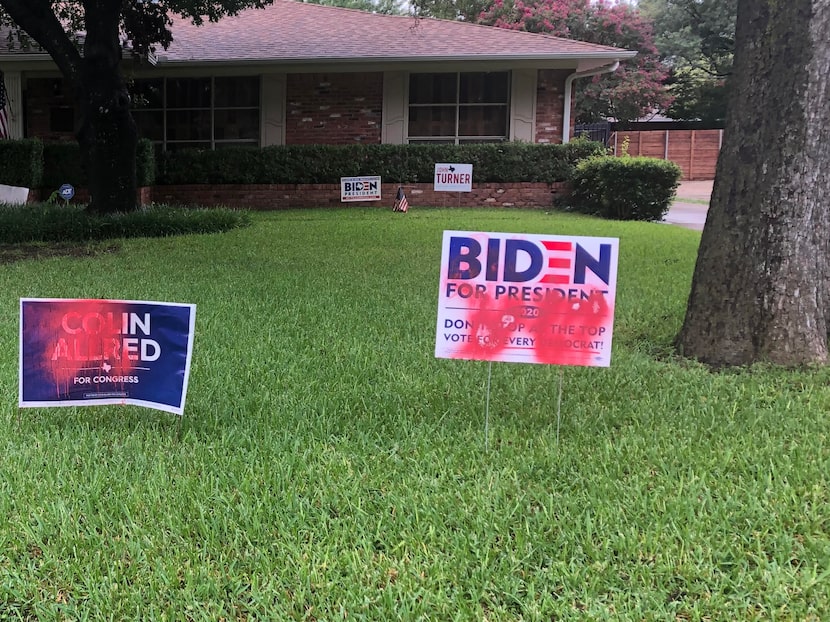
[663,180,713,231]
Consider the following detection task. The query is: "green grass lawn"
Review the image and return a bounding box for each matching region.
[1,207,828,620]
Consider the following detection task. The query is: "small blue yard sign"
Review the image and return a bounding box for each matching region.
[58,184,75,201]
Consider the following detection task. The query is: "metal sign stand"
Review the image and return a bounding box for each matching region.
[556,368,564,445]
[483,364,566,451]
[484,361,493,451]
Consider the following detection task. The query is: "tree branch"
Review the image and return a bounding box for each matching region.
[0,0,82,81]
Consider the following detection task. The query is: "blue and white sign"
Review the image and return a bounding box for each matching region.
[58,184,75,201]
[19,298,196,416]
[340,176,382,202]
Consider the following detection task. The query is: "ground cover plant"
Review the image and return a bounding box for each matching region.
[0,207,828,620]
[0,203,250,245]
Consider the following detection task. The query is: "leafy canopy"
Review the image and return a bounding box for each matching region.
[0,0,274,60]
[638,0,736,122]
[478,0,671,122]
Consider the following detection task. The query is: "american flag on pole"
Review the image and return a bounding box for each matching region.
[392,186,409,213]
[0,74,9,139]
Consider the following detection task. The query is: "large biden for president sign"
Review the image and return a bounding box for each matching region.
[19,298,196,415]
[436,231,619,367]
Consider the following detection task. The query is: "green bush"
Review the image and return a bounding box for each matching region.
[0,203,250,244]
[568,156,682,221]
[157,141,607,185]
[0,139,43,188]
[135,138,156,187]
[41,138,156,191]
[41,142,85,191]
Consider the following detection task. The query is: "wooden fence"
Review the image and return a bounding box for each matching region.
[610,129,723,181]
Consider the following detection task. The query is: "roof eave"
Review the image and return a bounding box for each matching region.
[154,51,637,65]
[0,51,637,75]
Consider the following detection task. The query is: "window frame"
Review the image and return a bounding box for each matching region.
[131,76,261,151]
[406,71,511,144]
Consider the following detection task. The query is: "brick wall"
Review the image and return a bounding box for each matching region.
[28,183,568,209]
[150,182,570,210]
[285,73,383,144]
[535,69,570,144]
[27,187,153,205]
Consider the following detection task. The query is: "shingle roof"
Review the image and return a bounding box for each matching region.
[159,0,635,65]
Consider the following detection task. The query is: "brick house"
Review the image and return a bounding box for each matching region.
[0,0,635,150]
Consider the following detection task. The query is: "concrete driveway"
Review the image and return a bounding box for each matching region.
[663,180,713,231]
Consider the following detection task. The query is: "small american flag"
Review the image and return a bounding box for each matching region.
[393,186,409,213]
[0,74,9,139]
[0,71,9,138]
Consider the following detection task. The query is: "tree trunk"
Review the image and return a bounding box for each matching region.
[76,68,138,214]
[0,0,139,212]
[78,0,138,214]
[677,0,830,367]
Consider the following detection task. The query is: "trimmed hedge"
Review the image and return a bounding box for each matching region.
[0,203,250,243]
[568,156,682,221]
[0,139,43,188]
[157,141,606,185]
[136,138,156,187]
[7,139,604,191]
[40,139,156,191]
[41,142,85,191]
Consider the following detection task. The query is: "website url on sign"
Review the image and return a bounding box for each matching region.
[84,392,129,399]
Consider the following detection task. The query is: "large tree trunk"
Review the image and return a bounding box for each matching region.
[75,66,138,214]
[78,0,138,214]
[0,0,139,213]
[676,0,830,367]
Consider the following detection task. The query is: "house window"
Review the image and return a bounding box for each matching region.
[408,72,509,144]
[131,76,260,150]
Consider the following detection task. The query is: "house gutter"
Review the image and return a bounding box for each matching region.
[562,60,619,144]
[152,52,630,66]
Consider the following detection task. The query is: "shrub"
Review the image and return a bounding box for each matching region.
[0,203,250,244]
[135,139,156,187]
[41,139,157,191]
[41,142,86,191]
[568,156,682,221]
[156,141,607,185]
[0,139,43,188]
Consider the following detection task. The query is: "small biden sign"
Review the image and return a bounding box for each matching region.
[341,176,382,202]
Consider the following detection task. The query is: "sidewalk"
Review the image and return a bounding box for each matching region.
[663,180,713,231]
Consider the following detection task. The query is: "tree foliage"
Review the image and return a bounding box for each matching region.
[639,0,736,122]
[412,0,489,21]
[300,0,404,15]
[477,0,671,122]
[0,0,272,213]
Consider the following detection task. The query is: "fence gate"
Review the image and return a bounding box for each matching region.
[573,122,611,146]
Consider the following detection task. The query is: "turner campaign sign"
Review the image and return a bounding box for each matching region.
[434,163,473,192]
[436,231,619,367]
[19,299,196,415]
